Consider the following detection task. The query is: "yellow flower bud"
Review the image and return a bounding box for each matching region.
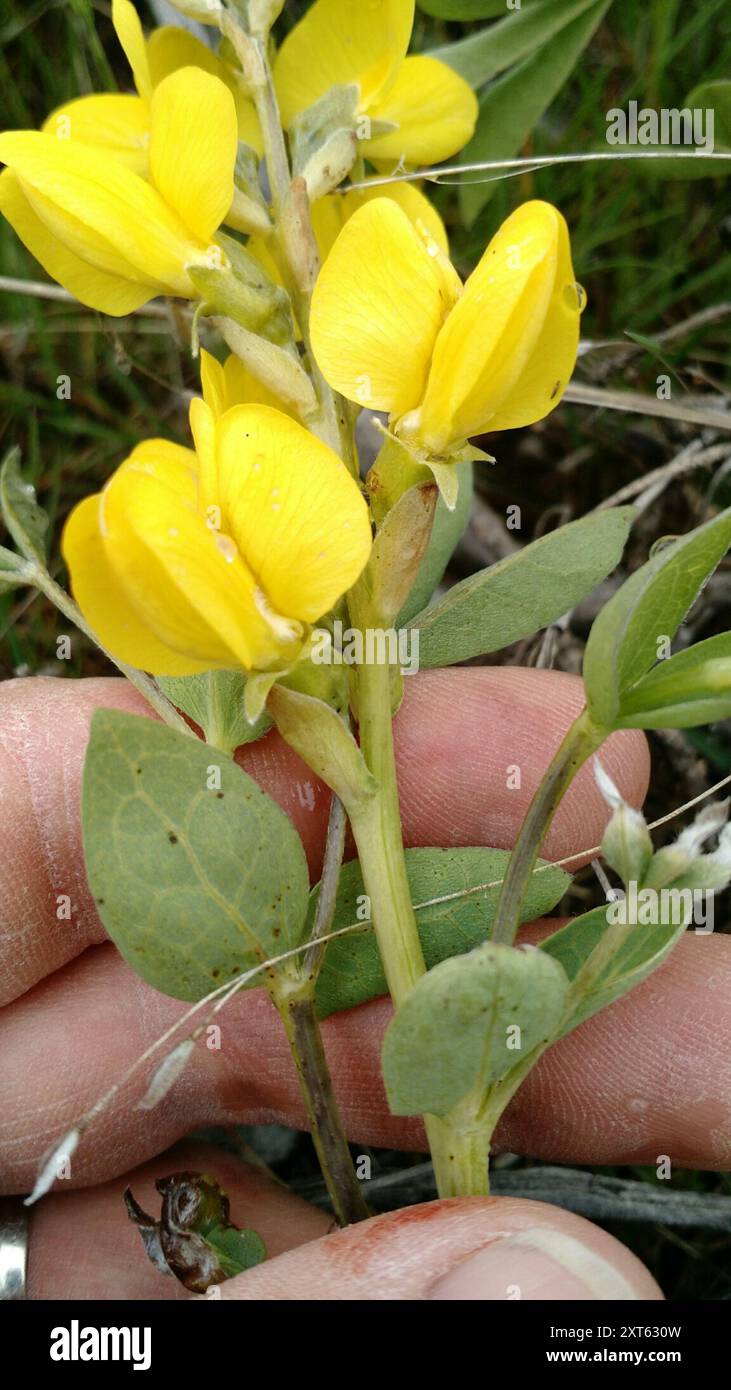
[62,405,372,675]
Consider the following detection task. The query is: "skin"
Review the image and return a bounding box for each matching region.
[1,667,728,1300]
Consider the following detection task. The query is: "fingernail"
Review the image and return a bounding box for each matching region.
[429,1226,639,1300]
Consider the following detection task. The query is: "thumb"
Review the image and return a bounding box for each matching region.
[220,1197,664,1301]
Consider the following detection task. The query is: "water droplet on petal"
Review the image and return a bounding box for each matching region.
[563,281,587,313]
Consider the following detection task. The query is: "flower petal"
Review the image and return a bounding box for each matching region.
[199,348,297,419]
[149,68,237,244]
[311,182,448,263]
[274,0,414,127]
[365,55,478,165]
[217,405,372,623]
[146,26,262,152]
[112,0,152,100]
[199,348,227,419]
[487,210,583,432]
[0,130,198,294]
[310,197,455,415]
[99,448,290,671]
[62,495,210,676]
[0,168,153,315]
[418,201,574,451]
[41,95,150,174]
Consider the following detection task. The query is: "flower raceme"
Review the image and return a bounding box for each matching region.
[0,66,238,316]
[274,0,477,167]
[62,402,372,676]
[310,198,586,458]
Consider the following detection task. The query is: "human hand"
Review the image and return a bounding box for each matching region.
[2,668,727,1299]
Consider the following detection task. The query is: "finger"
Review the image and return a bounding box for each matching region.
[26,1140,331,1300]
[219,1197,662,1300]
[2,931,728,1192]
[0,669,648,1002]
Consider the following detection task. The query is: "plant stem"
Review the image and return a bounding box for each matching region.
[304,792,347,976]
[346,589,488,1194]
[425,1112,491,1198]
[347,634,427,1002]
[491,709,608,947]
[273,980,370,1225]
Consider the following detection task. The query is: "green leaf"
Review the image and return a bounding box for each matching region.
[540,902,689,1036]
[433,0,600,89]
[204,1223,266,1280]
[410,506,633,668]
[382,941,569,1116]
[267,684,377,810]
[458,0,612,224]
[419,0,535,17]
[314,847,570,1018]
[615,631,731,730]
[583,507,731,727]
[0,446,48,565]
[157,671,271,754]
[82,710,310,1001]
[289,84,360,199]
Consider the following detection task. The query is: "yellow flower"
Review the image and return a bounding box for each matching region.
[310,198,585,457]
[0,67,238,315]
[41,0,261,172]
[199,348,297,419]
[311,181,448,261]
[62,404,372,676]
[249,180,448,335]
[274,0,477,167]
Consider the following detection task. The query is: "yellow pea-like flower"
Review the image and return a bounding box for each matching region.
[310,198,586,458]
[40,0,261,172]
[199,348,298,420]
[0,67,238,316]
[249,180,449,337]
[62,404,372,676]
[274,0,477,168]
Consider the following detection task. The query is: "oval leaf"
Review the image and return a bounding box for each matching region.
[157,671,271,753]
[540,901,690,1036]
[82,710,310,1001]
[410,506,633,668]
[314,847,570,1018]
[382,940,569,1116]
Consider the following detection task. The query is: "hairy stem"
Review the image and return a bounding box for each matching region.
[273,981,370,1225]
